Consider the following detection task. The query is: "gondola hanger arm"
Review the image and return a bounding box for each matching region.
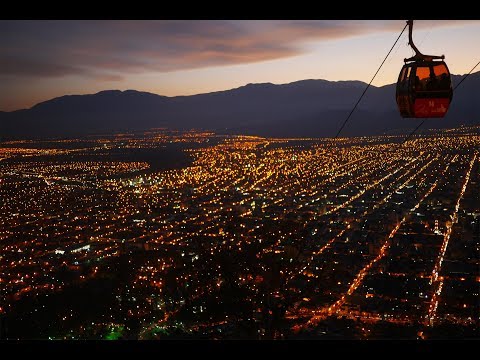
[404,20,444,63]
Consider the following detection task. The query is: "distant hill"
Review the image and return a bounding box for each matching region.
[0,72,479,140]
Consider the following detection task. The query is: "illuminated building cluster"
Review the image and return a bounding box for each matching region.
[0,127,479,339]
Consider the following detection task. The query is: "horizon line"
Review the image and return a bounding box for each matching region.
[2,70,477,113]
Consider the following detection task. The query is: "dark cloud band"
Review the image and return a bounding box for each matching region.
[0,20,475,79]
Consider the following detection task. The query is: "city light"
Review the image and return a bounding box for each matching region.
[1,127,479,339]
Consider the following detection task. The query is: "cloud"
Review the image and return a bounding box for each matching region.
[93,73,124,82]
[0,20,477,79]
[0,56,86,77]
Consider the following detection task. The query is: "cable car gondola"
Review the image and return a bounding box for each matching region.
[396,20,453,118]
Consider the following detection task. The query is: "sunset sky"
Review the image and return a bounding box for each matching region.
[1,20,479,112]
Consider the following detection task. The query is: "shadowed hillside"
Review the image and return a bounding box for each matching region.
[0,72,478,140]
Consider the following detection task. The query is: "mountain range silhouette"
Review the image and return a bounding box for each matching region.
[1,72,478,140]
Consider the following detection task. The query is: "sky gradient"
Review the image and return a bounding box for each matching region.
[1,20,479,111]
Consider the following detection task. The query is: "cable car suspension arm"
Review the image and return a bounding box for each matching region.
[405,20,444,63]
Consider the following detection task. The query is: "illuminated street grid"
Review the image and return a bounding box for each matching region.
[0,127,479,339]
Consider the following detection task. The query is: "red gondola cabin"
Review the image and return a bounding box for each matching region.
[396,60,453,118]
[396,20,453,118]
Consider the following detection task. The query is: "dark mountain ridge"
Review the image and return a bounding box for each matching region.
[1,72,478,140]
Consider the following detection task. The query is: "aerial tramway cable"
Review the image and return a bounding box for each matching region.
[402,59,480,144]
[333,21,477,141]
[334,22,408,139]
